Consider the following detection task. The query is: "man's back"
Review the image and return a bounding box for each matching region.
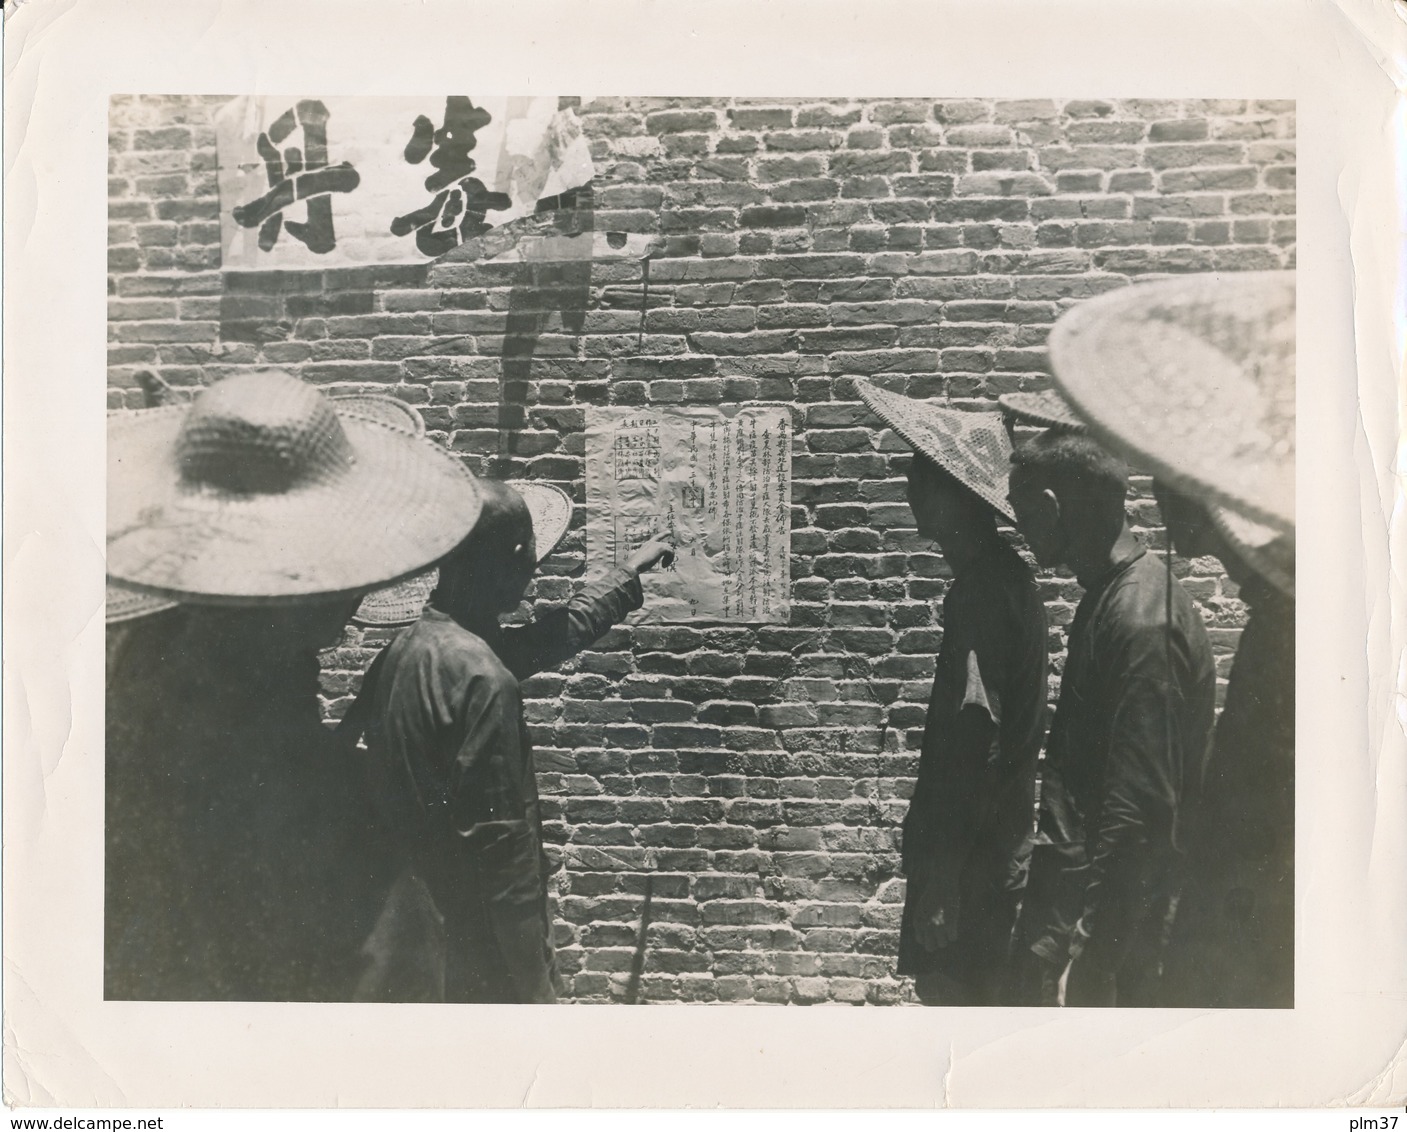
[368,611,535,841]
[362,608,555,1003]
[106,618,394,1001]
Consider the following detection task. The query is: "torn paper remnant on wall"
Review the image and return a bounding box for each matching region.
[585,406,791,624]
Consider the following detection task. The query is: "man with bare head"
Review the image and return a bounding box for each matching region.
[1030,270,1296,1008]
[358,480,671,1002]
[1007,430,1216,1007]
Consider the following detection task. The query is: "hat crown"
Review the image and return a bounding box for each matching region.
[177,371,353,495]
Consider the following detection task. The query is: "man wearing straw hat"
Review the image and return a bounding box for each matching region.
[103,392,424,682]
[1153,487,1294,1008]
[105,370,484,1000]
[349,481,672,1003]
[1037,270,1297,1008]
[855,380,1048,1006]
[1016,270,1293,1007]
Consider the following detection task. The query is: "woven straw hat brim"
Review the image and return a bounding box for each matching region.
[855,380,1016,522]
[1048,271,1295,535]
[353,481,576,627]
[108,408,482,604]
[332,394,426,437]
[516,482,573,561]
[352,569,439,627]
[1210,505,1294,598]
[106,580,179,624]
[105,411,182,622]
[998,390,1085,430]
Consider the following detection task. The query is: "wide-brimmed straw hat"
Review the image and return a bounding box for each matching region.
[855,379,1015,522]
[1209,506,1294,598]
[105,407,183,624]
[332,394,426,437]
[106,581,179,624]
[352,481,576,627]
[107,371,482,604]
[104,395,427,617]
[998,389,1084,431]
[1047,271,1295,535]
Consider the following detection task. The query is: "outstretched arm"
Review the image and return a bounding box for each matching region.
[495,538,673,680]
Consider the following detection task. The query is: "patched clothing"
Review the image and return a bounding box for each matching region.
[897,542,1048,1000]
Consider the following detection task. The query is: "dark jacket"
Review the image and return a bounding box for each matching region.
[1164,580,1295,1007]
[1021,547,1216,1004]
[105,614,395,1001]
[897,541,1048,990]
[357,567,642,1002]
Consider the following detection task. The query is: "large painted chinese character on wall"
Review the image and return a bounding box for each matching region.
[215,95,643,270]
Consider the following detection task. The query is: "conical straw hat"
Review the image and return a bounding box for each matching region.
[1209,506,1294,598]
[855,380,1015,522]
[998,389,1084,430]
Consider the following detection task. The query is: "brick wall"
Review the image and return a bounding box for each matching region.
[108,95,1295,1004]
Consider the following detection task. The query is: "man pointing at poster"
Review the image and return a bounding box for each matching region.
[351,481,671,1002]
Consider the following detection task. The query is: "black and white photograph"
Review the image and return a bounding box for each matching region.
[103,92,1296,1010]
[5,0,1404,1115]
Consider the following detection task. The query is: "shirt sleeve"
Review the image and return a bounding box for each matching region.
[1077,624,1188,966]
[494,566,644,681]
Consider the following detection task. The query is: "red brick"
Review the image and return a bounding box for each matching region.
[645,110,718,133]
[1063,100,1115,119]
[798,106,862,128]
[1159,166,1259,192]
[933,100,990,124]
[728,107,793,129]
[764,130,843,152]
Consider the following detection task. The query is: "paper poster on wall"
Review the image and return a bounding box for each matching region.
[213,95,652,270]
[585,406,792,624]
